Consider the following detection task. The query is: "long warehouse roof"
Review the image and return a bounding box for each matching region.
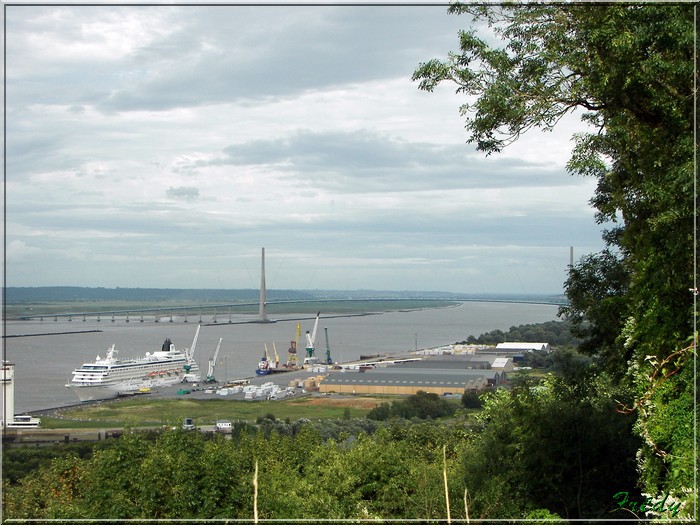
[322,370,496,387]
[359,367,502,378]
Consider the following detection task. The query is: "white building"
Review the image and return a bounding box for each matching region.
[1,361,15,427]
[2,361,41,428]
[491,357,514,372]
[496,342,551,353]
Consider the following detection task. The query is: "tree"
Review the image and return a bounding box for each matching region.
[558,249,630,376]
[461,376,641,519]
[413,3,695,511]
[366,391,456,421]
[461,390,483,409]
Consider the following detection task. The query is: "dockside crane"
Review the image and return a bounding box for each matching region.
[303,312,321,365]
[272,342,280,369]
[287,322,301,367]
[205,338,223,383]
[324,327,333,365]
[185,324,200,363]
[182,324,201,382]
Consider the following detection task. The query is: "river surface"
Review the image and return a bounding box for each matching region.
[4,301,559,413]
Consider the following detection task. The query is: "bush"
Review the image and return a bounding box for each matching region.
[461,391,483,409]
[367,391,456,421]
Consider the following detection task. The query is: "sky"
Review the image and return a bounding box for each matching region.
[3,2,607,295]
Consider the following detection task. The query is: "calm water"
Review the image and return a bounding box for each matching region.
[4,302,559,413]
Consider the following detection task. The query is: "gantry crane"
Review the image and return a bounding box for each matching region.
[205,338,223,383]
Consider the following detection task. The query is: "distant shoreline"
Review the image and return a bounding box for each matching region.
[4,298,465,321]
[5,286,567,305]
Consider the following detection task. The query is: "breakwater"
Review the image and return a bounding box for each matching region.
[3,330,103,339]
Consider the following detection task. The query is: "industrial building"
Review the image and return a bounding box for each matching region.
[2,361,40,428]
[491,357,514,372]
[318,363,506,396]
[496,342,550,353]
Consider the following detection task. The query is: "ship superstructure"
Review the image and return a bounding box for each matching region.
[66,329,201,402]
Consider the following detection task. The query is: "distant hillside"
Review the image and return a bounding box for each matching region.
[4,286,567,305]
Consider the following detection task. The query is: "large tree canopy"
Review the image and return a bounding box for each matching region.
[413,1,695,512]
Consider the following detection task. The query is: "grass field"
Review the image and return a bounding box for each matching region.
[40,395,396,429]
[37,371,548,430]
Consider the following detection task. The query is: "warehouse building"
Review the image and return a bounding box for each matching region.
[491,357,514,372]
[318,367,505,396]
[391,357,488,370]
[496,342,550,353]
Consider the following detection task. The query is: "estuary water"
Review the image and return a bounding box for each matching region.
[4,301,559,413]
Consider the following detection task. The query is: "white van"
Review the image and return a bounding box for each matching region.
[215,420,232,432]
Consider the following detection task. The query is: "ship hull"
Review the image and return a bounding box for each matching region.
[67,372,190,402]
[67,336,201,403]
[67,384,122,402]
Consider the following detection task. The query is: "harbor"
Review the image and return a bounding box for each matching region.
[4,300,559,415]
[3,334,544,447]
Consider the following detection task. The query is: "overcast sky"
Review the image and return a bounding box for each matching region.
[4,3,606,294]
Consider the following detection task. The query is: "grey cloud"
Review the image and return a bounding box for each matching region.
[4,5,470,177]
[5,5,604,293]
[86,6,465,113]
[213,130,569,192]
[166,186,200,201]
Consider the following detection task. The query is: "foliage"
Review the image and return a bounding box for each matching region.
[2,422,468,520]
[620,344,696,512]
[413,2,695,511]
[461,375,641,519]
[2,441,113,485]
[461,390,483,409]
[558,249,631,377]
[460,320,580,347]
[366,390,457,421]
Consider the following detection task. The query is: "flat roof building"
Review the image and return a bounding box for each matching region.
[496,342,550,353]
[318,367,505,396]
[389,358,485,370]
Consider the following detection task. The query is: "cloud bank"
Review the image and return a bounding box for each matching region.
[4,4,604,293]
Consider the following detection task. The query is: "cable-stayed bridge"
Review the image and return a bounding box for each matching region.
[15,295,567,324]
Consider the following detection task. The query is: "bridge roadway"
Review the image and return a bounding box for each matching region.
[17,297,567,322]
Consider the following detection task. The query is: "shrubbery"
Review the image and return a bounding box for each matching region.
[459,320,581,347]
[366,390,457,421]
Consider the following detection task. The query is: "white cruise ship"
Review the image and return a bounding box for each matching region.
[66,328,201,402]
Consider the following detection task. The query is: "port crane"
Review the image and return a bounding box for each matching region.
[272,342,280,369]
[287,322,301,367]
[205,338,223,383]
[324,327,333,365]
[303,312,321,365]
[182,324,201,382]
